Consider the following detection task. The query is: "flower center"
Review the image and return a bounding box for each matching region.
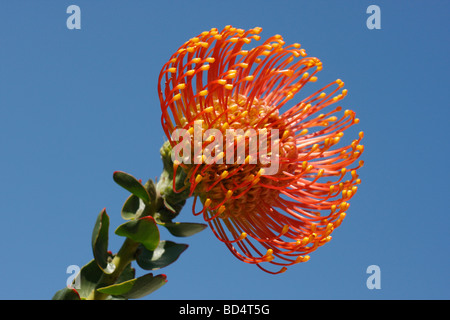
[184,95,298,219]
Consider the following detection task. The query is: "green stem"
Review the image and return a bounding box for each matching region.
[86,238,140,300]
[85,142,190,300]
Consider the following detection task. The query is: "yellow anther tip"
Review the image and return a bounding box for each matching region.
[195,174,203,184]
[204,106,214,113]
[220,171,229,179]
[264,249,273,258]
[301,237,309,245]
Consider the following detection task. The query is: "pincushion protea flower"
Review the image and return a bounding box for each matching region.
[158,26,364,274]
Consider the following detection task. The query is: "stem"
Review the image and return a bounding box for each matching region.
[86,238,140,300]
[85,142,190,300]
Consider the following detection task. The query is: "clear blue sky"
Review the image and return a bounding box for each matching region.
[1,0,449,300]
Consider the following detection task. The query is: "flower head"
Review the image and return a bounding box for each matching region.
[158,26,364,274]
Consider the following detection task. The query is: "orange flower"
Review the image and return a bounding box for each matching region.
[158,26,364,274]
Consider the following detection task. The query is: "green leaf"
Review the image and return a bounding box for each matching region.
[156,197,187,223]
[97,273,167,299]
[121,194,144,220]
[113,171,151,204]
[73,259,104,299]
[121,179,157,220]
[136,240,188,271]
[52,287,81,300]
[115,216,160,251]
[91,208,110,273]
[68,258,135,299]
[116,263,136,284]
[163,197,186,215]
[96,280,135,296]
[143,179,157,207]
[163,222,207,237]
[124,273,167,299]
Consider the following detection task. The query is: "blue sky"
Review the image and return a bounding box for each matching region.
[1,0,449,300]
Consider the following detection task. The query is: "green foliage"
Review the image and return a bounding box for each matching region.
[91,209,111,273]
[115,217,160,251]
[120,177,157,220]
[121,194,143,220]
[113,171,152,204]
[136,240,188,270]
[97,273,167,299]
[74,259,105,299]
[52,287,80,300]
[53,143,207,299]
[162,222,208,237]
